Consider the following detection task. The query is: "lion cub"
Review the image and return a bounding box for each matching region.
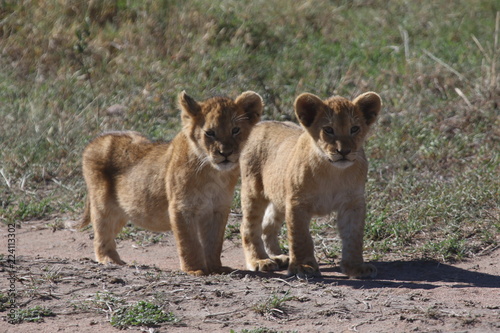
[79,91,263,276]
[239,92,381,278]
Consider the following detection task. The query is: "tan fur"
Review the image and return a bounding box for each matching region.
[80,91,263,276]
[239,92,381,278]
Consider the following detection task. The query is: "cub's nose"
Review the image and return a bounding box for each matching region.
[219,149,233,158]
[336,148,351,157]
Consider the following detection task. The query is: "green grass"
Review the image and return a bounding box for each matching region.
[252,290,293,318]
[1,198,53,223]
[91,291,124,311]
[110,300,179,329]
[77,292,179,327]
[231,329,298,333]
[8,306,55,324]
[72,291,124,314]
[225,220,241,240]
[0,0,498,263]
[0,293,9,311]
[116,223,166,246]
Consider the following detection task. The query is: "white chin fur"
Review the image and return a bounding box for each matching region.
[213,161,237,171]
[331,160,354,169]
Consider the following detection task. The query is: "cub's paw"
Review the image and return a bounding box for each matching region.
[248,258,280,272]
[270,255,290,269]
[287,261,321,279]
[114,258,126,265]
[97,254,126,265]
[258,258,281,271]
[341,261,377,279]
[185,269,208,276]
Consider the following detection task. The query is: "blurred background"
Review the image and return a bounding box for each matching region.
[0,0,498,262]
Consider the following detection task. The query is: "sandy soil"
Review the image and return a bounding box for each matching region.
[1,218,499,332]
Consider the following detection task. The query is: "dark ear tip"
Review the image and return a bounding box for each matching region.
[178,90,191,102]
[294,93,323,112]
[236,91,264,121]
[356,92,382,107]
[354,92,382,125]
[294,93,314,105]
[179,91,200,116]
[294,93,323,128]
[236,91,264,106]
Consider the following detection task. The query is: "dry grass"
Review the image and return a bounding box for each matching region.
[0,0,499,261]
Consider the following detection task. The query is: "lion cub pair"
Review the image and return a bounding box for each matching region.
[80,90,381,279]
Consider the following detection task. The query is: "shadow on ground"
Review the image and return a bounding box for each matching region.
[231,260,500,290]
[322,260,500,289]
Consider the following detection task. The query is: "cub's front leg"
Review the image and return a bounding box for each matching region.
[286,205,320,278]
[201,209,234,275]
[336,198,377,279]
[168,206,208,276]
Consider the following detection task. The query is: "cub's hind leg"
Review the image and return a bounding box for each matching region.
[90,202,128,265]
[82,137,129,265]
[262,204,289,268]
[240,192,280,272]
[84,170,128,265]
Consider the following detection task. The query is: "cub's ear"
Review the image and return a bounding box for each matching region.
[235,91,264,125]
[294,93,324,128]
[178,91,201,119]
[353,92,382,126]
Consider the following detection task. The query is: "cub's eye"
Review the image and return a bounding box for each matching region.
[205,130,216,138]
[350,126,360,134]
[232,127,240,135]
[323,126,334,135]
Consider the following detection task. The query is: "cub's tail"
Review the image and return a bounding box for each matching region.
[74,197,91,229]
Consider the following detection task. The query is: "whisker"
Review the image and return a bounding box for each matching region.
[324,112,334,124]
[196,156,210,174]
[232,113,249,123]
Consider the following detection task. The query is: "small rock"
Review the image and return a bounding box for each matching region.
[106,104,127,116]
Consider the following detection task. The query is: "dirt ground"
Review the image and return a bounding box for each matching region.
[1,218,499,333]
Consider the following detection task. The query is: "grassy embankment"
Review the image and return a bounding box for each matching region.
[1,0,499,262]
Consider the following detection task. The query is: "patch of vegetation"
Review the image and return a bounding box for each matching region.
[143,271,163,282]
[8,306,55,324]
[70,291,123,314]
[91,291,124,311]
[1,198,53,224]
[225,220,241,240]
[231,329,298,333]
[253,290,293,319]
[116,224,166,246]
[0,293,9,311]
[110,301,179,329]
[423,237,469,262]
[231,187,242,213]
[40,265,63,283]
